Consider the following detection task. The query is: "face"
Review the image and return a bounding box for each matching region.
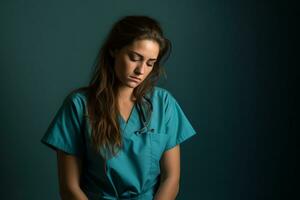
[112,39,160,89]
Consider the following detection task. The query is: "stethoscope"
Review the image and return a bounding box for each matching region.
[134,96,155,135]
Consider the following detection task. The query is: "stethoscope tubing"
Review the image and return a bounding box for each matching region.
[135,96,154,135]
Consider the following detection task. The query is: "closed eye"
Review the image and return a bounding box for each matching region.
[147,62,155,67]
[128,50,157,65]
[129,54,140,61]
[128,54,154,67]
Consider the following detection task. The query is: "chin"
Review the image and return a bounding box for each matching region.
[125,81,140,88]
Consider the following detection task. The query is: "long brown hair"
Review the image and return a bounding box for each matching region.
[76,15,171,159]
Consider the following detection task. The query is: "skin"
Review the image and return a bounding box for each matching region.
[57,150,88,200]
[155,145,180,200]
[112,39,159,121]
[57,39,180,200]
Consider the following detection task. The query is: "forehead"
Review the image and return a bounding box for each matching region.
[125,39,160,59]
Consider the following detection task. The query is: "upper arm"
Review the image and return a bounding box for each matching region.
[56,150,83,193]
[159,144,180,182]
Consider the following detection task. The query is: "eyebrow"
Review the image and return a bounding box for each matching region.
[128,50,157,61]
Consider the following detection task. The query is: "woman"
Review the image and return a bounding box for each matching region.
[41,15,197,200]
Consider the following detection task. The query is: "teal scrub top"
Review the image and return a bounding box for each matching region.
[41,86,197,200]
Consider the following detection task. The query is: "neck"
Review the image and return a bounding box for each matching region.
[116,85,135,102]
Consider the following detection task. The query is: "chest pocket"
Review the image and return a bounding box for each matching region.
[122,124,168,173]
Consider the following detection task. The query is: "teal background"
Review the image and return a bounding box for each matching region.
[0,0,295,199]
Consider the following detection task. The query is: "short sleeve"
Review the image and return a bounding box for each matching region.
[40,93,85,157]
[164,92,197,151]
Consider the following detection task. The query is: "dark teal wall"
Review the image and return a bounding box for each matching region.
[0,0,294,199]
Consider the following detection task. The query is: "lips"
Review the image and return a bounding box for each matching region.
[129,76,141,82]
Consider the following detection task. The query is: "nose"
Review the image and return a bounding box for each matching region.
[134,62,146,75]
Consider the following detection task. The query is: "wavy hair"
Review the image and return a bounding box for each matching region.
[76,15,171,159]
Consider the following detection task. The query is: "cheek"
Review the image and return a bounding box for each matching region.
[145,68,154,76]
[114,58,134,77]
[122,60,136,74]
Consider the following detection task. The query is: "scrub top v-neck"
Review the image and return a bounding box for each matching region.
[41,86,197,200]
[118,103,138,134]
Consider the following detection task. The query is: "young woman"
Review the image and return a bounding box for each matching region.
[41,15,197,200]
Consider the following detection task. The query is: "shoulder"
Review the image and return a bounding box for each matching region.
[66,88,88,103]
[62,88,89,115]
[152,86,175,100]
[152,86,177,105]
[150,86,180,118]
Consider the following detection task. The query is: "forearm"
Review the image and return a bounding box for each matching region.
[154,177,179,200]
[60,187,88,200]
